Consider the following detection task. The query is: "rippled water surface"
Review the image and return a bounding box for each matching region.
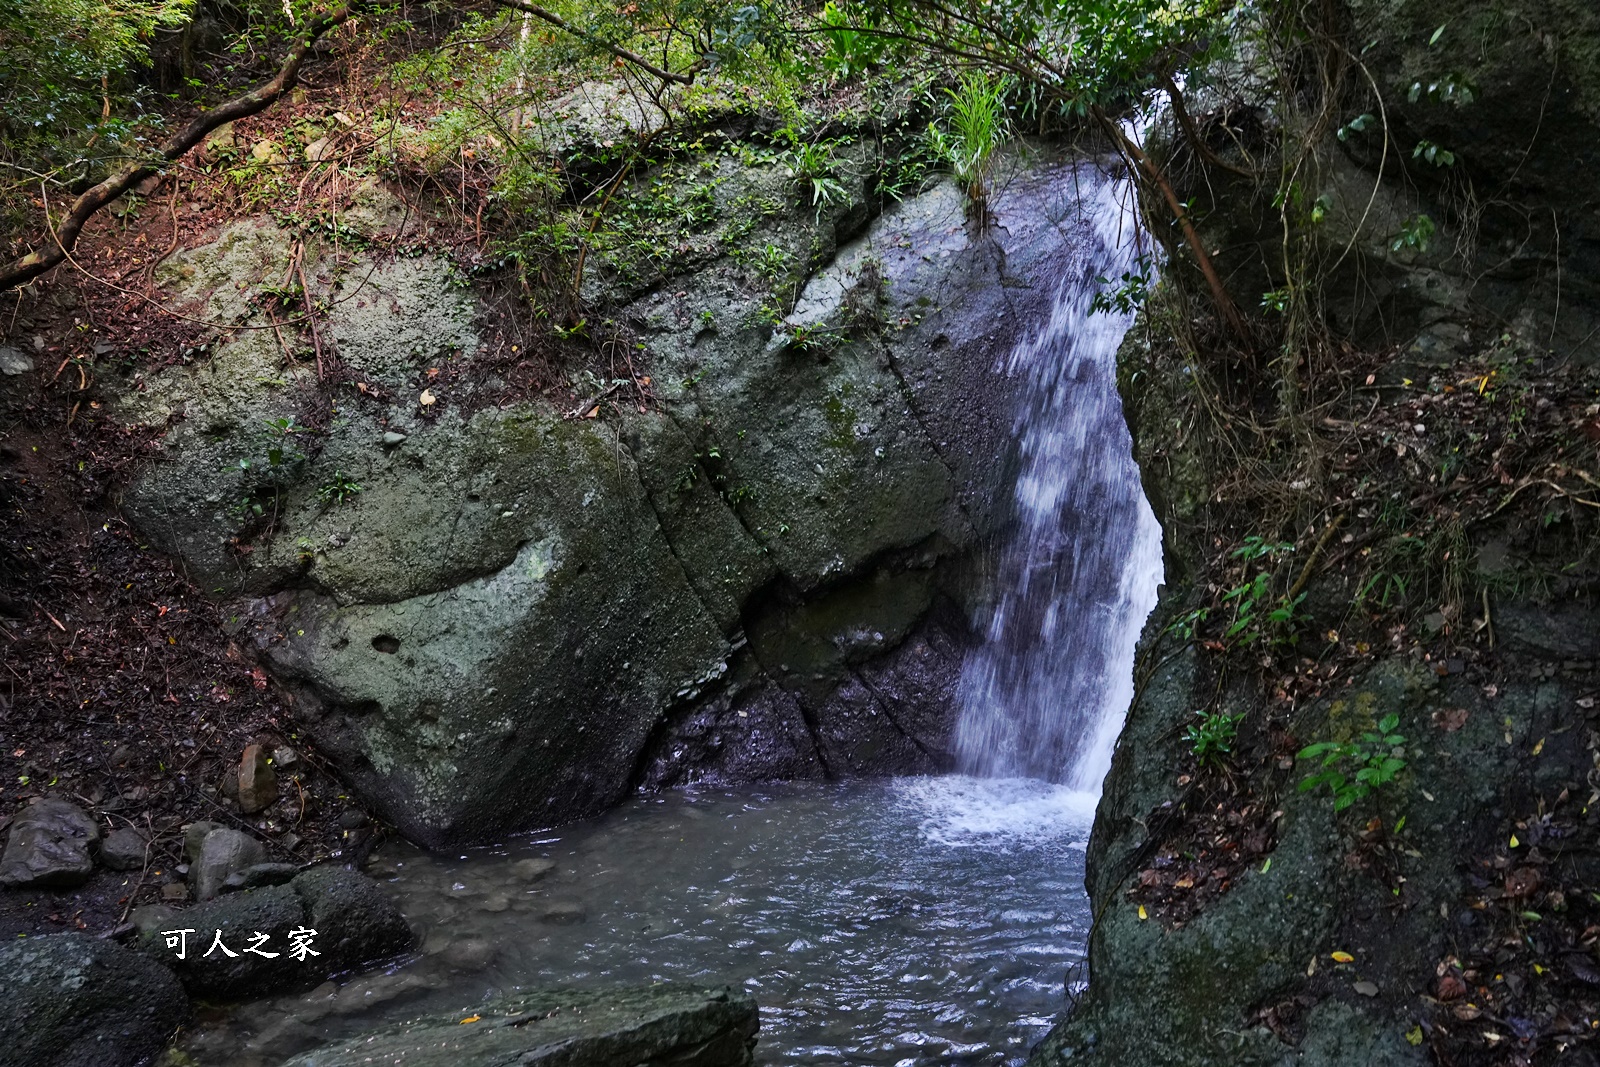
[183,777,1096,1066]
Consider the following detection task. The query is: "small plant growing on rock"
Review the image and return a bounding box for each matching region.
[229,416,308,521]
[781,136,850,219]
[1297,713,1408,811]
[1089,264,1153,316]
[1185,709,1244,768]
[317,470,363,506]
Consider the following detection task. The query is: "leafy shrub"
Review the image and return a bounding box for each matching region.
[927,70,1011,204]
[1185,709,1244,767]
[1297,713,1408,811]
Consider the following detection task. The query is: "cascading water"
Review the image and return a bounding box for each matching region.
[955,173,1165,792]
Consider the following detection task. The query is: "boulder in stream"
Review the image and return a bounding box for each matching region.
[282,984,758,1067]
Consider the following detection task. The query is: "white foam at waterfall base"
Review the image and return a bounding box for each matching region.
[892,775,1098,849]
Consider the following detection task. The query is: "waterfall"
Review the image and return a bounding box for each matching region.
[954,172,1164,792]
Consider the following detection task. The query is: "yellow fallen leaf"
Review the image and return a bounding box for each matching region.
[1405,1026,1423,1046]
[1509,834,1520,848]
[1331,951,1355,964]
[1531,737,1544,756]
[420,389,437,406]
[585,405,600,418]
[459,1015,481,1025]
[1137,905,1148,921]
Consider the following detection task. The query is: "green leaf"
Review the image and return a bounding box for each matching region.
[1429,23,1446,46]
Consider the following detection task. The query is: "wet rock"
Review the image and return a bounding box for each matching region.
[336,808,368,829]
[192,827,266,901]
[0,797,100,888]
[161,882,190,902]
[245,1014,322,1059]
[238,743,279,814]
[326,971,432,1016]
[636,672,825,790]
[220,862,300,893]
[433,935,497,973]
[280,984,758,1067]
[511,857,556,882]
[0,932,188,1067]
[539,899,587,924]
[291,864,416,974]
[99,826,149,871]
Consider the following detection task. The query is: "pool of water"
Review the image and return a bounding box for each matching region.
[180,776,1096,1066]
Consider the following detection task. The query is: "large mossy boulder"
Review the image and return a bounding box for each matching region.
[112,144,1098,845]
[0,933,188,1067]
[283,984,758,1067]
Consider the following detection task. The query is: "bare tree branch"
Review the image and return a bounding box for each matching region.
[1096,106,1253,349]
[1160,74,1257,180]
[0,7,352,293]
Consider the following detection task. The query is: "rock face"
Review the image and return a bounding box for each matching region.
[139,864,414,1001]
[113,143,1095,846]
[0,933,188,1067]
[281,984,758,1067]
[0,798,100,888]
